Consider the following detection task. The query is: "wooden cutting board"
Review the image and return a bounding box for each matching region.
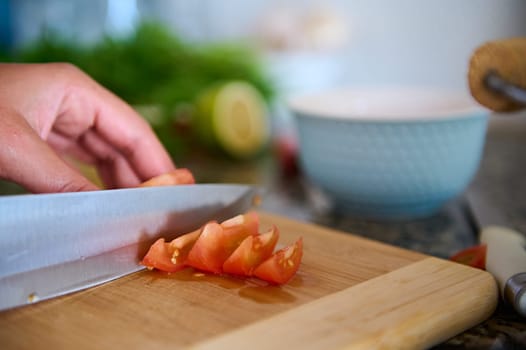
[0,211,497,350]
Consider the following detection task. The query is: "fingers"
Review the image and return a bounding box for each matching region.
[54,65,176,185]
[90,88,176,180]
[48,126,145,189]
[0,63,177,192]
[47,131,96,164]
[0,108,99,193]
[78,130,142,188]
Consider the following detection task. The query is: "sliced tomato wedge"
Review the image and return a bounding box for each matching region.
[221,211,259,237]
[166,229,201,269]
[141,211,304,285]
[141,228,201,273]
[223,225,279,276]
[141,238,179,273]
[186,220,248,274]
[253,237,303,285]
[450,244,487,270]
[186,213,259,274]
[139,168,195,187]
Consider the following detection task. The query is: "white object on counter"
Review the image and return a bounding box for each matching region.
[481,226,526,317]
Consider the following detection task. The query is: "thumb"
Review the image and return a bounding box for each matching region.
[0,109,99,193]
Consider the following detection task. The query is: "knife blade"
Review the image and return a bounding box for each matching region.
[465,189,526,317]
[0,184,257,311]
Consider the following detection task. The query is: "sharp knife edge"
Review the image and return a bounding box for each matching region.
[1,243,142,310]
[465,190,526,317]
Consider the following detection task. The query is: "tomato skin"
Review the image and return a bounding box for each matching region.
[253,238,303,285]
[450,244,487,269]
[223,225,279,276]
[185,222,223,273]
[141,238,182,273]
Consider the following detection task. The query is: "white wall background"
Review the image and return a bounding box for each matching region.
[7,0,526,92]
[138,0,526,91]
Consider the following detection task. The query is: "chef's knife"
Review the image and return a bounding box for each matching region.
[0,184,257,311]
[465,189,526,317]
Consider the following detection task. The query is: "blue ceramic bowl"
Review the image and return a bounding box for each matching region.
[289,87,489,219]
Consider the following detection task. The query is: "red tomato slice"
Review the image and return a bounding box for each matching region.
[141,228,201,273]
[166,229,201,270]
[253,237,303,285]
[139,168,195,187]
[187,220,253,274]
[141,238,179,273]
[223,225,279,276]
[450,244,487,270]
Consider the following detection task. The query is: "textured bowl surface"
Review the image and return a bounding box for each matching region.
[289,87,489,219]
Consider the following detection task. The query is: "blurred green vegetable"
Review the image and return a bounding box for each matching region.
[2,22,276,160]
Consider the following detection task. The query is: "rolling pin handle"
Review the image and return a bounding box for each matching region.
[484,70,526,106]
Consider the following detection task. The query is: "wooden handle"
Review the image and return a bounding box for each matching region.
[468,37,526,112]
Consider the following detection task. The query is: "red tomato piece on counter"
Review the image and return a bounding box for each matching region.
[186,219,253,274]
[253,237,303,285]
[450,244,487,270]
[141,228,201,273]
[223,225,279,276]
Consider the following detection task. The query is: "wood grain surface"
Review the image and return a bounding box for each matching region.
[0,211,497,349]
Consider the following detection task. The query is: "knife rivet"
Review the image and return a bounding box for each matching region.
[27,293,40,304]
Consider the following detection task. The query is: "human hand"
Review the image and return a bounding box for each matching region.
[0,63,176,193]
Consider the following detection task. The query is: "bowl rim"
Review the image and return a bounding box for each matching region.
[288,86,489,123]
